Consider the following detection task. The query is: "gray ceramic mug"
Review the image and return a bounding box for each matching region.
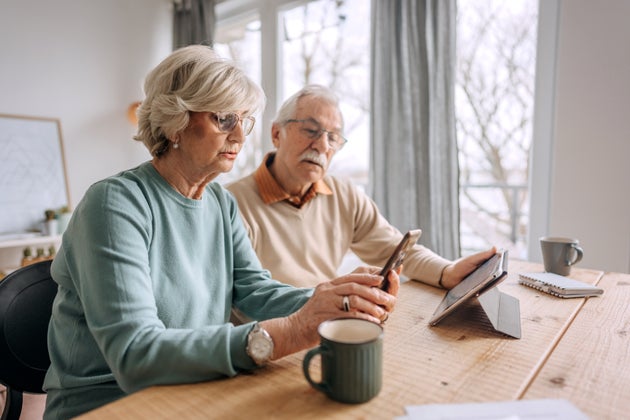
[540,236,584,276]
[302,318,383,404]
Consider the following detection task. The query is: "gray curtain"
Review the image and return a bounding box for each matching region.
[173,0,216,49]
[370,0,460,259]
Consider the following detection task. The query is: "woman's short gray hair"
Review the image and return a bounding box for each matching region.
[273,84,343,129]
[134,45,265,157]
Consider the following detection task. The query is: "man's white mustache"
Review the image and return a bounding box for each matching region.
[299,151,328,167]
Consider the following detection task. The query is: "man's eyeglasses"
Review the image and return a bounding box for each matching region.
[212,112,256,136]
[284,118,348,151]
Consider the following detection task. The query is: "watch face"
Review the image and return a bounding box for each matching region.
[248,325,273,365]
[251,337,273,357]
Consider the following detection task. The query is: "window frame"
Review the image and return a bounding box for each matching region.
[527,0,559,261]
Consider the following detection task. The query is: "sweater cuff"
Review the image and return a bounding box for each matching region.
[407,257,451,288]
[438,265,448,288]
[230,322,258,371]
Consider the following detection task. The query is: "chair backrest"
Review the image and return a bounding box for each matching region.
[0,259,56,394]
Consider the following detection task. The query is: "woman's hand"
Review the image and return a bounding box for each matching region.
[439,246,497,289]
[262,267,399,360]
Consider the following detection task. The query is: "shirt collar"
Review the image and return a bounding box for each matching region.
[253,152,333,206]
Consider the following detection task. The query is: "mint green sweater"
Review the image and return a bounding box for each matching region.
[43,162,312,419]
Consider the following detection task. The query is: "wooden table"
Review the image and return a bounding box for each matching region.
[79,260,630,419]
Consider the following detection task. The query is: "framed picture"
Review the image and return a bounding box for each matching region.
[0,114,70,238]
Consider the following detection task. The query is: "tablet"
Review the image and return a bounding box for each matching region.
[429,250,508,326]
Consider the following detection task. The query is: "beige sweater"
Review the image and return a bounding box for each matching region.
[227,173,450,288]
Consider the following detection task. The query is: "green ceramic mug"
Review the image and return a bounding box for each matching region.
[302,318,383,404]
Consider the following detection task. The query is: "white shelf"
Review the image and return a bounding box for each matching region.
[0,234,62,275]
[0,234,62,250]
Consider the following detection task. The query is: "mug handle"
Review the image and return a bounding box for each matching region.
[302,346,330,394]
[567,244,584,266]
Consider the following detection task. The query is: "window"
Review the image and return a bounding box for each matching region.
[455,0,539,258]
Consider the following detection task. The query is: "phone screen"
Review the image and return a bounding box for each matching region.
[379,229,422,291]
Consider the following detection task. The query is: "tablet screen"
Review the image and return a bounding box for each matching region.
[429,250,508,325]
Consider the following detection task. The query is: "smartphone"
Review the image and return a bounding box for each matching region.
[378,229,422,291]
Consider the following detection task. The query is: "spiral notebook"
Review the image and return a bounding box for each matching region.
[518,272,603,298]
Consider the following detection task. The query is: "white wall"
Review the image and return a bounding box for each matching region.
[545,0,630,273]
[0,0,173,206]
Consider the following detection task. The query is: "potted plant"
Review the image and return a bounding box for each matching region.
[44,209,58,236]
[57,205,72,235]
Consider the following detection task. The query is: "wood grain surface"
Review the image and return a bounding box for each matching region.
[79,260,624,419]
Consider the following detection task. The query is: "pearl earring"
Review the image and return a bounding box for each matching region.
[173,142,179,149]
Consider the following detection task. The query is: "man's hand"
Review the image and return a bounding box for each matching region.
[439,247,497,289]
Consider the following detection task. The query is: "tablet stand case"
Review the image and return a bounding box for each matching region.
[476,287,521,339]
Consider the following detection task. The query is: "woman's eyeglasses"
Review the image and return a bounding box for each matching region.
[284,118,348,151]
[212,112,256,136]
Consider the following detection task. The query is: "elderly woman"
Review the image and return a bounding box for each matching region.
[43,45,398,419]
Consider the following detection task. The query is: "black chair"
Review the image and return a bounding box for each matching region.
[0,260,56,420]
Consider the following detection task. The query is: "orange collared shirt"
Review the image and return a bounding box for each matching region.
[253,153,332,208]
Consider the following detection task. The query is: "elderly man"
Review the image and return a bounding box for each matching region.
[228,84,494,290]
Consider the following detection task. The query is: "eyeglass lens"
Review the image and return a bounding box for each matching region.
[214,113,255,135]
[289,119,346,150]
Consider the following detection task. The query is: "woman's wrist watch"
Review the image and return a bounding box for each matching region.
[246,323,274,366]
